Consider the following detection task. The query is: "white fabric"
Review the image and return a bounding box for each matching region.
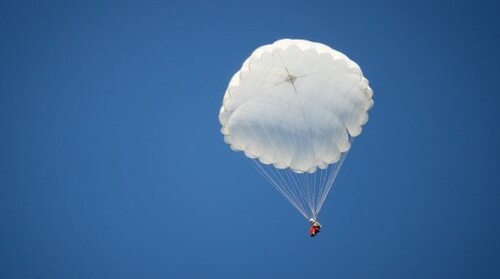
[219,39,373,173]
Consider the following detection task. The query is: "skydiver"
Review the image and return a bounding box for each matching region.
[309,219,322,237]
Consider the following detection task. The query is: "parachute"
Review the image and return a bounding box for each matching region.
[219,39,373,220]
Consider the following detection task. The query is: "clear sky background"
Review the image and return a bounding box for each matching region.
[1,0,499,278]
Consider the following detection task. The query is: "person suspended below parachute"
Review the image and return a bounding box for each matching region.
[219,39,374,237]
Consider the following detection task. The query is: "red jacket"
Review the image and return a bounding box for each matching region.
[309,225,320,235]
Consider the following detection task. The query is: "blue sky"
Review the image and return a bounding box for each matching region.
[1,0,499,278]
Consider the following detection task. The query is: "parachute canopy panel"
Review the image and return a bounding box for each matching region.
[219,39,373,173]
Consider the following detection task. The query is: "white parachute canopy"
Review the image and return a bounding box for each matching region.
[219,39,373,220]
